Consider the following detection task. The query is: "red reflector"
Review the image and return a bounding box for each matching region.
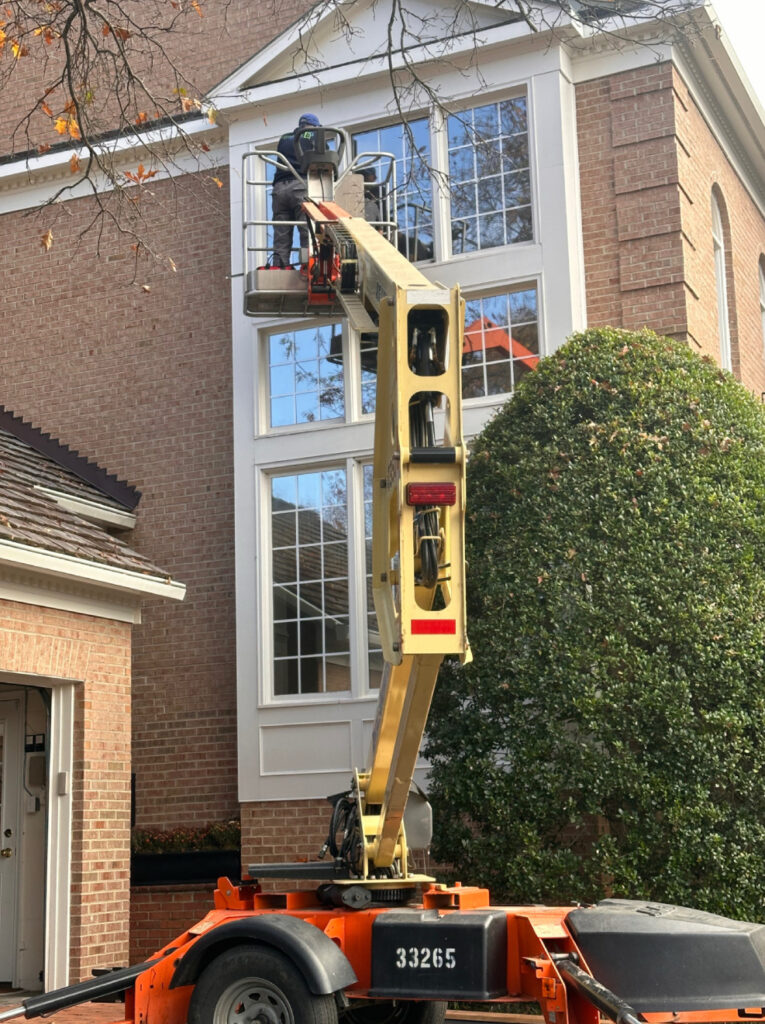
[411,619,457,635]
[406,483,457,506]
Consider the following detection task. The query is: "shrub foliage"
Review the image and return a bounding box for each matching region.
[426,328,765,919]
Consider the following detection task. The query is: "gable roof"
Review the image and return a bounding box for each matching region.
[0,405,140,511]
[0,415,183,596]
[210,0,530,100]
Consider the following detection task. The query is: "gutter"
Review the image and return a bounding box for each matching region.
[0,538,186,602]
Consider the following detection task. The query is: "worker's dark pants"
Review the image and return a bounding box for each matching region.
[272,177,308,267]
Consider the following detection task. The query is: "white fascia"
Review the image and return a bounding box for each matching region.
[211,16,581,114]
[0,118,227,214]
[0,539,186,602]
[33,486,137,531]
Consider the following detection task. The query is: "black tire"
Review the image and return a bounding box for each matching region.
[343,1000,447,1024]
[188,945,338,1024]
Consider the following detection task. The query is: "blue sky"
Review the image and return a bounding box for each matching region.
[711,0,765,106]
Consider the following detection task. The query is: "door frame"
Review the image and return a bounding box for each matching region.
[0,696,22,986]
[0,677,74,991]
[44,682,75,990]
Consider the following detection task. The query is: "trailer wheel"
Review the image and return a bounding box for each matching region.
[344,1000,447,1024]
[188,946,338,1024]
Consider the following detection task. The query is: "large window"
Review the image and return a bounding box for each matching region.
[268,323,344,428]
[448,98,532,254]
[351,93,533,263]
[352,119,432,262]
[462,288,539,398]
[759,257,765,358]
[269,464,381,699]
[271,468,351,696]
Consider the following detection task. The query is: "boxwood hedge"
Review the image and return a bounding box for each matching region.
[425,327,765,920]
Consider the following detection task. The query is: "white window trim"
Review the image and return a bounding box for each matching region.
[712,191,732,372]
[257,457,377,709]
[759,259,765,360]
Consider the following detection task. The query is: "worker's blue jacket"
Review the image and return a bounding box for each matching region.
[274,129,318,183]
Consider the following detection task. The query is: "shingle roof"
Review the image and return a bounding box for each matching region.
[0,406,140,509]
[0,420,171,580]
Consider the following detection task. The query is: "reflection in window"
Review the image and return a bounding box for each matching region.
[462,287,539,399]
[448,97,532,254]
[268,324,344,427]
[363,465,383,689]
[360,336,378,415]
[352,119,433,262]
[271,469,351,696]
[711,191,732,372]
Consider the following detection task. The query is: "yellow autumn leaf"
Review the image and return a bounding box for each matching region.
[40,229,53,251]
[54,117,68,135]
[69,152,81,174]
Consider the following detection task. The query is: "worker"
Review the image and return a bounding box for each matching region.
[361,166,383,226]
[271,113,321,268]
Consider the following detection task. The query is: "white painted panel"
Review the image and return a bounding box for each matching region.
[260,720,352,775]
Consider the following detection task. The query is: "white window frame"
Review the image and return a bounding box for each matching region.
[759,258,765,360]
[440,92,535,261]
[257,456,379,708]
[349,86,535,268]
[461,280,543,406]
[712,191,732,372]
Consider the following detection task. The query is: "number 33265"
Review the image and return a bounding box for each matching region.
[395,947,456,969]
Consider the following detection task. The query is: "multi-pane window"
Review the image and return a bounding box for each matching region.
[271,469,351,696]
[268,323,344,427]
[352,119,433,262]
[462,287,539,398]
[448,98,532,254]
[759,258,765,357]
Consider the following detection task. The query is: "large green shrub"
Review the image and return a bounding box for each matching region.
[425,328,765,920]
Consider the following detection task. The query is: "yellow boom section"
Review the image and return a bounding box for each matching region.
[320,206,471,875]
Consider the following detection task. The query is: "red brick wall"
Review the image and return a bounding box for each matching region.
[0,600,132,978]
[0,0,313,159]
[241,799,328,889]
[130,885,214,963]
[0,173,238,831]
[576,63,765,394]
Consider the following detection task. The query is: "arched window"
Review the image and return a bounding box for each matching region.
[759,257,765,357]
[712,191,732,371]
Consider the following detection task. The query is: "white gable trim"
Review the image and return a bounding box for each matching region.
[209,0,567,107]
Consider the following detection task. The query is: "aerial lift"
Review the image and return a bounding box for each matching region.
[5,127,765,1024]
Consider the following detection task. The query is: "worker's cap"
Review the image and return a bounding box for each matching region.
[298,113,321,127]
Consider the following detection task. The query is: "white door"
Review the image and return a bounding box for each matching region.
[0,698,22,984]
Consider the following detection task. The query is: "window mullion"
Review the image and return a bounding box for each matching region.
[430,105,451,263]
[345,320,360,422]
[346,458,366,697]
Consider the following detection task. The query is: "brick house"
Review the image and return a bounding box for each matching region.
[0,409,183,990]
[0,0,763,980]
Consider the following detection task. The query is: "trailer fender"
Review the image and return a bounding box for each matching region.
[169,916,357,995]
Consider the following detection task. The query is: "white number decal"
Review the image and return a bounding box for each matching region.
[393,946,457,969]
